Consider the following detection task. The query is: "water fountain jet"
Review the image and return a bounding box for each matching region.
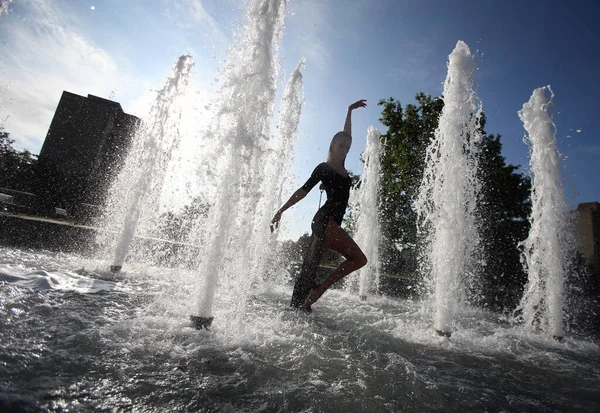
[348,126,382,300]
[414,41,483,337]
[190,0,289,329]
[2,2,600,410]
[517,86,574,340]
[252,57,305,281]
[96,55,194,273]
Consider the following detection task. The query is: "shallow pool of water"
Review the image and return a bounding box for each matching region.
[1,247,598,412]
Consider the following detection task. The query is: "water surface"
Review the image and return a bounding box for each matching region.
[1,247,598,412]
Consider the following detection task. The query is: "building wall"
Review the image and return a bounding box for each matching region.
[576,202,600,274]
[36,91,140,213]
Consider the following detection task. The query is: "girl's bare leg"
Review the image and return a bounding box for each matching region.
[303,219,367,310]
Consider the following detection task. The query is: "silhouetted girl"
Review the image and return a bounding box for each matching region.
[271,99,368,311]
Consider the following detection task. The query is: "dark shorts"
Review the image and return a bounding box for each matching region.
[311,207,342,239]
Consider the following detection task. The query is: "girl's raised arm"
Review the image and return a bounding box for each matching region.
[343,99,367,135]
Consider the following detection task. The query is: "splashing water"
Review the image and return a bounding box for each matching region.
[517,86,574,338]
[414,41,483,335]
[193,0,289,323]
[347,126,382,298]
[2,246,599,412]
[2,6,600,405]
[0,0,12,18]
[255,57,306,280]
[94,55,194,271]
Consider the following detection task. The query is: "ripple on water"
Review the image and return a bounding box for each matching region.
[1,248,600,412]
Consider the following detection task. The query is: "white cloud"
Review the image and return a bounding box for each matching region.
[0,0,144,153]
[166,0,229,47]
[302,38,332,75]
[186,0,219,26]
[285,0,335,74]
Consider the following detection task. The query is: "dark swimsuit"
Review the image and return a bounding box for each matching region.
[290,162,352,307]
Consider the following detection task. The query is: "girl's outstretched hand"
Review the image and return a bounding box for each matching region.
[349,100,367,110]
[270,211,282,233]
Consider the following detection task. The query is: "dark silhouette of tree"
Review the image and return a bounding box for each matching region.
[0,127,38,193]
[156,196,210,242]
[474,121,531,311]
[377,93,444,279]
[378,94,531,311]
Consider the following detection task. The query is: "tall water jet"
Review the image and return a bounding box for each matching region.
[254,57,305,280]
[348,126,382,299]
[517,86,573,340]
[414,41,483,337]
[190,0,289,329]
[95,55,194,272]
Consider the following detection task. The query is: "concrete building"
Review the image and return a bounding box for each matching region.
[36,91,140,216]
[576,202,600,275]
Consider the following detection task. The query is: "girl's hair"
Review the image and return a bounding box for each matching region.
[327,131,352,161]
[328,131,352,152]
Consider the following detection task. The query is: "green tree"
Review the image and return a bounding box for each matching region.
[280,232,312,264]
[0,127,38,192]
[377,93,444,278]
[377,94,532,311]
[155,196,210,242]
[475,129,531,311]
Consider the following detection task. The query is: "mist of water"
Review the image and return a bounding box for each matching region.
[193,0,289,321]
[2,246,599,412]
[0,0,12,18]
[414,41,483,334]
[254,57,306,281]
[347,126,382,298]
[94,55,194,270]
[517,86,574,338]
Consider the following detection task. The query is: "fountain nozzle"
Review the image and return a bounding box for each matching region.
[110,265,122,273]
[552,335,564,342]
[190,315,214,330]
[435,329,452,338]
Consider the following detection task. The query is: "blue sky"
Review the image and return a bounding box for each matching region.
[1,0,598,240]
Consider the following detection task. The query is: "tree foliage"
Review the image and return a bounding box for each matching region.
[0,127,38,192]
[156,196,210,243]
[474,129,531,310]
[377,93,444,278]
[377,94,532,311]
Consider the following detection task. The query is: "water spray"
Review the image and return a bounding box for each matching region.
[190,0,289,329]
[517,86,574,341]
[350,126,382,300]
[414,41,483,338]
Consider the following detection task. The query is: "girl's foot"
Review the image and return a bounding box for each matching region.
[302,287,321,312]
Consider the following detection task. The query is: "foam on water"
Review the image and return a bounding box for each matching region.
[2,1,599,409]
[0,266,123,293]
[0,248,600,412]
[1,247,599,411]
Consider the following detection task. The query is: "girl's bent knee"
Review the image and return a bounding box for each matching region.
[357,254,368,269]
